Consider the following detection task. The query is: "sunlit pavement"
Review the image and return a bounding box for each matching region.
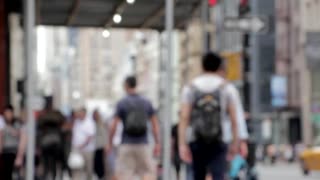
[257,163,320,180]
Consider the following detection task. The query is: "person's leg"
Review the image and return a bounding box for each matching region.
[135,145,156,180]
[209,143,227,180]
[42,148,50,180]
[2,153,16,180]
[82,151,94,180]
[94,148,105,179]
[186,163,194,180]
[72,169,84,180]
[173,155,181,180]
[190,142,208,180]
[115,145,135,180]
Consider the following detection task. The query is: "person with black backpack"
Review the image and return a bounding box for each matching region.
[179,52,239,180]
[37,98,65,180]
[109,76,160,180]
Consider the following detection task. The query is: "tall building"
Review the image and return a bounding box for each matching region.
[275,0,320,144]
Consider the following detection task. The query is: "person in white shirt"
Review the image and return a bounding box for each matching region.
[72,108,96,180]
[0,115,5,130]
[179,52,239,180]
[217,66,249,158]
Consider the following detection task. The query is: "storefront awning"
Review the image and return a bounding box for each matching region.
[36,0,201,30]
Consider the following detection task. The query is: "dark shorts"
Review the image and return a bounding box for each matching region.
[190,141,227,180]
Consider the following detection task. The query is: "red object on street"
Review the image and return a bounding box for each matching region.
[208,0,218,7]
[240,0,248,6]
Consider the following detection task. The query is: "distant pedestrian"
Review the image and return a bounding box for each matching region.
[171,124,181,180]
[37,98,65,180]
[71,108,96,180]
[109,76,160,180]
[0,105,27,180]
[93,109,108,180]
[179,52,239,180]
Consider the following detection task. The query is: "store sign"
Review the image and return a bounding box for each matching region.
[306,32,320,69]
[220,52,242,81]
[271,75,288,108]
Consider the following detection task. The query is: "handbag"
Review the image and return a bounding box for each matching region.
[68,151,85,170]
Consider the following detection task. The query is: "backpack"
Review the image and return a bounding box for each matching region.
[39,128,62,148]
[37,111,63,148]
[191,83,227,144]
[124,100,148,137]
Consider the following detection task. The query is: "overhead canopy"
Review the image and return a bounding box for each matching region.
[35,0,201,30]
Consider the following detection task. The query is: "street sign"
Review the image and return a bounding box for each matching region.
[223,16,268,33]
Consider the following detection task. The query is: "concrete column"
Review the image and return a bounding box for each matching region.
[0,0,9,111]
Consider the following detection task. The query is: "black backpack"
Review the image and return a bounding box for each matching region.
[37,111,63,148]
[191,83,226,144]
[124,100,148,137]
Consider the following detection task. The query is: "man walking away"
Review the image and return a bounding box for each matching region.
[109,76,160,180]
[37,98,65,180]
[179,52,239,180]
[71,108,96,180]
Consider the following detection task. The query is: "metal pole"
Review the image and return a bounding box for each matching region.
[164,0,174,179]
[24,0,36,179]
[201,0,209,52]
[249,0,260,119]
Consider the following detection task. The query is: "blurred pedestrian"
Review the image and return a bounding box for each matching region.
[171,124,181,180]
[61,110,76,177]
[0,105,27,180]
[71,108,96,180]
[109,76,160,180]
[93,109,108,180]
[37,98,65,179]
[179,52,239,180]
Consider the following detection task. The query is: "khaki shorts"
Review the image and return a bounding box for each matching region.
[116,144,156,179]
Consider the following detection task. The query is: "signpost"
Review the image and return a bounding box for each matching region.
[223,16,268,33]
[163,0,174,179]
[25,0,36,180]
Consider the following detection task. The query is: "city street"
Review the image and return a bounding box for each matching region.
[258,163,320,180]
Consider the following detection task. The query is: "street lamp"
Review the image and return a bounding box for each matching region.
[113,14,122,24]
[127,0,135,4]
[102,29,110,38]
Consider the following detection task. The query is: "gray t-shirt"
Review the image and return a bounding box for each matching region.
[115,94,155,144]
[2,121,22,153]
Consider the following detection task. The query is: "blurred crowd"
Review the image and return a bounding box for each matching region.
[0,102,113,180]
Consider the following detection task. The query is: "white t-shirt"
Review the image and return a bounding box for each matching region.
[72,117,96,152]
[181,74,248,143]
[0,115,5,130]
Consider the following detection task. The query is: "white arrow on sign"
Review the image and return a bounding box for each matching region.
[224,16,267,33]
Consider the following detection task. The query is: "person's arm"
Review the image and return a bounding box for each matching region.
[227,96,239,153]
[151,115,160,144]
[178,103,192,163]
[0,130,3,154]
[178,86,193,163]
[15,128,27,167]
[108,117,120,150]
[230,85,248,156]
[151,115,161,156]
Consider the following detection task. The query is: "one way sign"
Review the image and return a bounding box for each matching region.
[223,16,268,33]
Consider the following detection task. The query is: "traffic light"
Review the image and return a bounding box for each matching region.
[208,0,218,7]
[239,0,250,16]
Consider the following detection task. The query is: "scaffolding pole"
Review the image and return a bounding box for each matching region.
[163,0,174,179]
[24,0,36,179]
